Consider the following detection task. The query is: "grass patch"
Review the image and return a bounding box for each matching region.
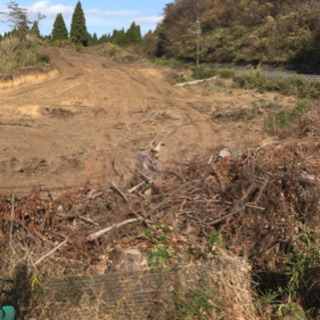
[234,68,320,100]
[152,57,184,69]
[192,65,217,80]
[192,66,235,81]
[265,100,308,134]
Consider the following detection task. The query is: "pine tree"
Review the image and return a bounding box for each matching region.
[99,33,111,44]
[70,1,88,46]
[52,13,68,41]
[112,28,127,46]
[87,32,92,45]
[31,20,40,37]
[92,32,98,45]
[134,24,143,44]
[126,22,142,45]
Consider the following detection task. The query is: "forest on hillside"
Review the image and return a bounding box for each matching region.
[145,0,320,70]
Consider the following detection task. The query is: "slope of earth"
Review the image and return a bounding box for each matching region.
[0,46,297,195]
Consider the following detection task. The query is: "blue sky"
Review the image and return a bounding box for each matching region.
[0,0,169,37]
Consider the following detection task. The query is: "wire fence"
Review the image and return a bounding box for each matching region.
[43,264,214,315]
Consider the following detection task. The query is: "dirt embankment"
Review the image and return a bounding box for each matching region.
[0,47,297,195]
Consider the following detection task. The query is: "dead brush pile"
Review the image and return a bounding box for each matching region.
[0,109,320,318]
[0,111,320,271]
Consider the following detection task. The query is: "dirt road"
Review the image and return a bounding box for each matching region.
[0,47,297,195]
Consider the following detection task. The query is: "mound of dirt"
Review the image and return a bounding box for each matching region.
[0,46,298,196]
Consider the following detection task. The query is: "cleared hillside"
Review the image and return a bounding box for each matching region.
[0,46,297,194]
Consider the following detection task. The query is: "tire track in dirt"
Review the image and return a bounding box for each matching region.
[0,47,272,195]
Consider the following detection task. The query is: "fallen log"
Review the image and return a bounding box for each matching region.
[175,76,217,87]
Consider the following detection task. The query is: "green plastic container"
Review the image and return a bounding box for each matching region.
[0,306,15,320]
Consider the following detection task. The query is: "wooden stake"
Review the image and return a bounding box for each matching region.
[10,193,15,251]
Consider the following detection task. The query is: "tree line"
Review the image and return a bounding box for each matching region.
[0,1,142,47]
[48,1,142,47]
[144,0,320,70]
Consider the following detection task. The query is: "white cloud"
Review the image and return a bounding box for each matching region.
[85,16,119,28]
[85,9,139,17]
[27,1,74,18]
[0,1,162,36]
[134,15,164,24]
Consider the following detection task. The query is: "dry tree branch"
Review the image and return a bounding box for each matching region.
[87,218,139,241]
[35,238,68,266]
[210,184,257,226]
[111,181,128,202]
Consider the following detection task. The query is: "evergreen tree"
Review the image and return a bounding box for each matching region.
[52,13,68,41]
[87,32,99,46]
[99,33,111,44]
[112,28,127,46]
[92,32,99,45]
[134,24,143,44]
[31,20,40,37]
[87,32,92,45]
[126,22,142,45]
[70,1,88,46]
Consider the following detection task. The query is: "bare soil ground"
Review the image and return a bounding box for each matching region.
[0,46,297,195]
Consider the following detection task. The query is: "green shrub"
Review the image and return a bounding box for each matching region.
[234,68,267,90]
[0,35,50,75]
[217,68,235,79]
[256,226,320,319]
[192,65,217,80]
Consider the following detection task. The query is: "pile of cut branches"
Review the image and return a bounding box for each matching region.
[0,110,319,276]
